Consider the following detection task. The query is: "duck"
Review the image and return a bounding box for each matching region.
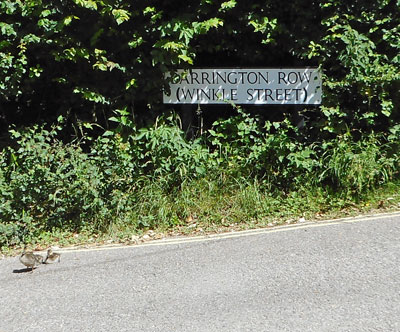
[19,246,44,272]
[44,248,61,264]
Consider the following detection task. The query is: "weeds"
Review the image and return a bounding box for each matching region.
[1,111,399,250]
[319,131,399,197]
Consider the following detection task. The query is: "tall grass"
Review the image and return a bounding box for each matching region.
[319,131,399,197]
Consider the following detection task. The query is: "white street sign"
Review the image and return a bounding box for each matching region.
[163,68,322,105]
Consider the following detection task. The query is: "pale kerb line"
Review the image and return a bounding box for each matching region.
[55,211,400,254]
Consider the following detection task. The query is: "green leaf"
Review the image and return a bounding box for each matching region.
[0,22,17,37]
[219,0,237,12]
[126,78,137,90]
[73,87,110,104]
[63,15,80,26]
[112,9,130,25]
[103,130,114,136]
[73,0,98,10]
[178,54,193,64]
[128,34,143,48]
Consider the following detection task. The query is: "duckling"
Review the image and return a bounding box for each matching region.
[19,246,44,272]
[44,248,61,264]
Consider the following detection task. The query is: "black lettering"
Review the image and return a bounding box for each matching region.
[247,88,254,101]
[258,71,269,84]
[200,88,211,100]
[284,89,292,101]
[238,72,247,83]
[276,88,284,100]
[201,72,211,84]
[293,89,301,101]
[287,72,298,84]
[300,71,312,83]
[265,89,273,101]
[216,71,227,84]
[181,88,194,100]
[278,72,287,84]
[222,89,227,100]
[215,89,223,100]
[255,88,264,100]
[303,87,308,103]
[191,72,201,84]
[227,72,238,84]
[231,89,238,101]
[247,72,258,84]
[210,88,222,100]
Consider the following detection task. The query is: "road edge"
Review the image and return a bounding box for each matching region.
[56,210,400,253]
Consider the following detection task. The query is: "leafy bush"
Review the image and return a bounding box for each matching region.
[318,131,400,197]
[134,118,209,187]
[308,0,400,134]
[1,109,399,249]
[0,114,211,247]
[0,122,109,243]
[208,108,318,187]
[1,0,398,139]
[104,110,210,186]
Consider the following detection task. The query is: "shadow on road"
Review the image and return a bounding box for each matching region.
[12,267,34,273]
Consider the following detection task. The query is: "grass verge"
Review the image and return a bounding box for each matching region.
[2,178,399,257]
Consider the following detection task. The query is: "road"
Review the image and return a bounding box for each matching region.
[1,212,400,332]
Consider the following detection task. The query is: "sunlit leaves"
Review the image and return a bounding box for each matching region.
[125,78,137,90]
[143,6,162,22]
[92,48,126,72]
[219,0,237,12]
[29,64,43,78]
[156,41,185,51]
[248,16,277,34]
[58,47,90,62]
[73,0,98,11]
[248,15,277,44]
[0,22,17,37]
[63,15,80,26]
[178,54,193,65]
[73,87,110,104]
[192,18,224,34]
[128,34,143,49]
[37,18,58,32]
[0,0,399,136]
[308,0,400,132]
[111,9,130,25]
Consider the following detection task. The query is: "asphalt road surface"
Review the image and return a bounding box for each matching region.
[1,212,400,332]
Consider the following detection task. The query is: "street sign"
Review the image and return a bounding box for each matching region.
[163,68,322,105]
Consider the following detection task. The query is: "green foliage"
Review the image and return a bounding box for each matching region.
[0,0,233,126]
[105,110,209,186]
[0,113,209,247]
[1,111,400,249]
[1,0,400,250]
[0,121,111,244]
[1,0,398,137]
[134,120,209,186]
[319,131,400,196]
[208,108,318,186]
[307,0,400,133]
